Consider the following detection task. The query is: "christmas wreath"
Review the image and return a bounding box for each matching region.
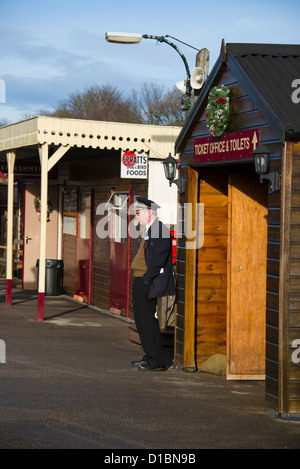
[205,85,230,137]
[34,196,53,221]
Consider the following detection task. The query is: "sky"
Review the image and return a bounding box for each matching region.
[1,0,300,124]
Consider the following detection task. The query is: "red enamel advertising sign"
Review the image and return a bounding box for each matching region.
[194,129,260,163]
[121,151,148,179]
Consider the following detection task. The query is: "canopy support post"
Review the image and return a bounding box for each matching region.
[5,150,16,305]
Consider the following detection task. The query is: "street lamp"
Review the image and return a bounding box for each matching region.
[162,153,185,194]
[105,32,143,44]
[105,32,194,110]
[252,143,281,192]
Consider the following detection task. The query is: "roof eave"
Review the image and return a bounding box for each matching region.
[175,43,290,153]
[0,116,181,159]
[285,130,300,141]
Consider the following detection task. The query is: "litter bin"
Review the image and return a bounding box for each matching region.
[36,259,64,296]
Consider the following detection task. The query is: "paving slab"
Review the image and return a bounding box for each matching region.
[0,284,299,450]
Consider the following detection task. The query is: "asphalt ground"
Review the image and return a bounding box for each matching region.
[0,283,299,452]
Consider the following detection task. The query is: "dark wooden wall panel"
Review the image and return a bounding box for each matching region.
[62,234,76,296]
[59,151,147,320]
[288,142,300,414]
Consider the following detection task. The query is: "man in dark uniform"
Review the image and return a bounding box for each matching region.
[131,197,175,371]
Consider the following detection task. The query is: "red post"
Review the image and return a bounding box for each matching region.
[88,189,94,305]
[37,292,45,321]
[6,279,12,306]
[126,188,132,318]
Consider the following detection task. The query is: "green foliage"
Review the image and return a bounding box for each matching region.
[205,85,230,137]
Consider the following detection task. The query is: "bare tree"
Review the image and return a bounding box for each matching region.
[50,84,143,124]
[131,83,186,126]
[33,83,186,127]
[0,118,9,127]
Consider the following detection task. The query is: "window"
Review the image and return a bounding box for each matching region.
[79,192,91,239]
[106,191,129,243]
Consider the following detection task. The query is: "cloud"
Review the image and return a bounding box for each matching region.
[1,0,300,124]
[1,27,182,123]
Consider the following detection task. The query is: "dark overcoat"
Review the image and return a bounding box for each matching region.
[142,219,175,299]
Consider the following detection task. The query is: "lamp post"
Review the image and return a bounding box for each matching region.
[105,32,193,110]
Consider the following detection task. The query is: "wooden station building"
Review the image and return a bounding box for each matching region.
[0,117,179,320]
[174,42,300,418]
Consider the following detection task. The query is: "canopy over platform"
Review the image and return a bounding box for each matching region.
[0,116,180,318]
[0,116,180,158]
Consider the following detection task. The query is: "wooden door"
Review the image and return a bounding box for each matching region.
[74,191,91,302]
[196,173,228,366]
[227,175,268,379]
[108,191,130,316]
[23,184,58,290]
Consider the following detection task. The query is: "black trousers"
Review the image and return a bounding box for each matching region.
[132,277,164,367]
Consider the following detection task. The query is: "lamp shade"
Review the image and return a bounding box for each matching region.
[253,143,271,176]
[162,153,177,181]
[105,32,143,44]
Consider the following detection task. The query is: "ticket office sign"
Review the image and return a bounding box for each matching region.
[194,129,260,163]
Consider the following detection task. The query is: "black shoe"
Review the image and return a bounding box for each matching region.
[138,362,165,372]
[131,359,148,367]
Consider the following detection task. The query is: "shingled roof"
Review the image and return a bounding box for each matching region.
[176,42,300,151]
[228,43,300,135]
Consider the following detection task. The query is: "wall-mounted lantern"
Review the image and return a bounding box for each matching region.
[162,153,185,194]
[253,143,281,192]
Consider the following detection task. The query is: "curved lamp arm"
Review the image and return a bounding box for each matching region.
[142,35,192,109]
[105,31,192,109]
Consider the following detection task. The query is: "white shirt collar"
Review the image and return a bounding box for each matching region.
[145,218,156,234]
